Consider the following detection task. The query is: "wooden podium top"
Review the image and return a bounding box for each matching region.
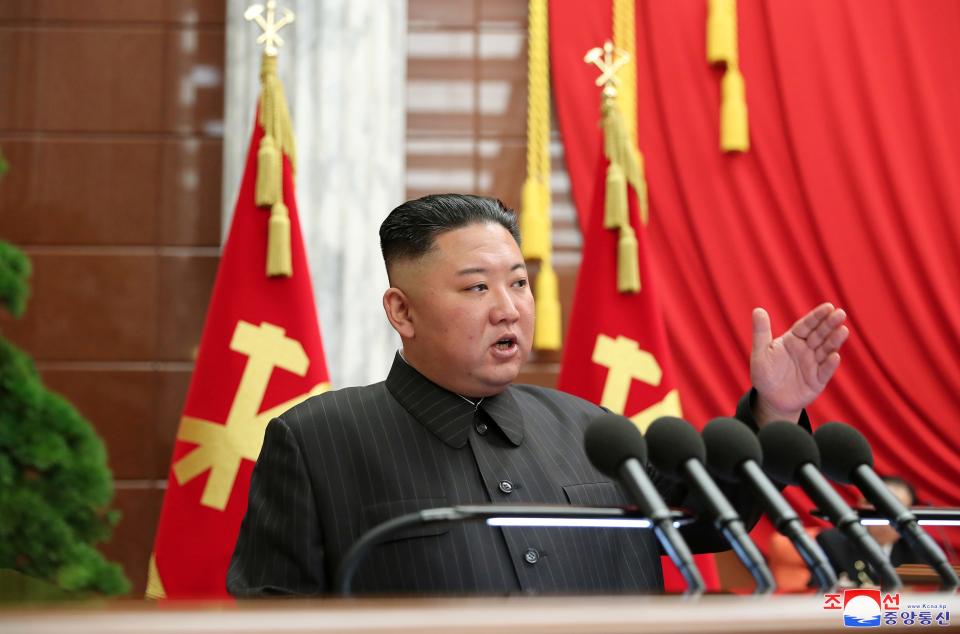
[0,594,957,634]
[897,563,960,586]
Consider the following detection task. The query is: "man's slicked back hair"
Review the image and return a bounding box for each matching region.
[379,193,520,275]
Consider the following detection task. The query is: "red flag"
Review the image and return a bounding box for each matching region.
[556,159,719,592]
[551,1,718,592]
[147,60,329,599]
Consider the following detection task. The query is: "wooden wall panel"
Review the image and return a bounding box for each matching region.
[0,3,224,595]
[0,1,224,24]
[0,253,160,361]
[156,254,218,361]
[0,28,167,132]
[159,140,224,246]
[0,140,162,245]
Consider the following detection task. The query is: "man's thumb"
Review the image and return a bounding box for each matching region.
[752,307,773,353]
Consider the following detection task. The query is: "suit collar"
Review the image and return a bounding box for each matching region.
[385,352,524,448]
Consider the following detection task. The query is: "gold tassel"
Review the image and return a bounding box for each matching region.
[533,260,562,350]
[633,148,649,225]
[720,64,749,152]
[255,52,297,278]
[617,225,640,293]
[708,0,749,153]
[267,201,292,277]
[707,0,735,64]
[522,0,561,350]
[605,162,628,229]
[520,177,548,260]
[255,134,280,206]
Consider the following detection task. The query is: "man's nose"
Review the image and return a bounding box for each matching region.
[490,288,520,323]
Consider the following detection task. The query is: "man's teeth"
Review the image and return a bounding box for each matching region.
[495,340,514,349]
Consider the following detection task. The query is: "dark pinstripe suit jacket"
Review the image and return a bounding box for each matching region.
[227,354,782,596]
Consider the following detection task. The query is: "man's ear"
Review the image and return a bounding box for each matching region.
[383,287,415,339]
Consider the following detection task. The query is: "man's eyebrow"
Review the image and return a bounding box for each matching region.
[455,263,527,276]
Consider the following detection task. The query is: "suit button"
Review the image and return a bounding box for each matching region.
[498,480,514,494]
[524,548,540,565]
[475,421,489,435]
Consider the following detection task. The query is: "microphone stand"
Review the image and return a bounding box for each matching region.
[334,504,688,596]
[740,461,837,592]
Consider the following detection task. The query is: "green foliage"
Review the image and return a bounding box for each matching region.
[0,241,129,597]
[0,241,30,318]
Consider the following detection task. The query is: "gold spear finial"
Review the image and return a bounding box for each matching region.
[584,41,630,98]
[244,1,295,57]
[584,39,645,292]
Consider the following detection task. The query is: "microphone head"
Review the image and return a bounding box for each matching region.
[644,416,706,479]
[583,412,648,477]
[757,421,821,486]
[701,417,763,482]
[813,421,873,484]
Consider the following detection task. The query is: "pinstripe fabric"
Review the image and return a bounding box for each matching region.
[227,354,779,596]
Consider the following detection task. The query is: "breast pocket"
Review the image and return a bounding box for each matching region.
[353,497,452,593]
[561,481,624,507]
[360,497,451,542]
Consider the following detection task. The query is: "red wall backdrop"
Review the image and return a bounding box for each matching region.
[551,0,960,553]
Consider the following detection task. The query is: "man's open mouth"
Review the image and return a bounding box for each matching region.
[494,336,517,350]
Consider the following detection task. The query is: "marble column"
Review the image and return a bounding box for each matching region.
[223,0,405,387]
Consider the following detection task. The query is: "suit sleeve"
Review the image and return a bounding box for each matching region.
[227,417,326,596]
[654,388,812,554]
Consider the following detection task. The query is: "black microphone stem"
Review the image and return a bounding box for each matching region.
[739,461,837,592]
[854,465,959,592]
[798,463,901,592]
[621,460,705,596]
[684,459,775,595]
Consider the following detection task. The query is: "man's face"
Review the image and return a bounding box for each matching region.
[387,222,534,397]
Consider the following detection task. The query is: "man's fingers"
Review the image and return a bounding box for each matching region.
[817,352,842,386]
[790,302,835,339]
[752,307,773,353]
[815,325,850,362]
[806,308,847,349]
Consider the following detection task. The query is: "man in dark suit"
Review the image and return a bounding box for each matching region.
[816,476,920,587]
[228,193,849,596]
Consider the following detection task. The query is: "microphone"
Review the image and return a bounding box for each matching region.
[702,417,837,592]
[645,416,775,594]
[758,421,902,592]
[584,413,706,595]
[814,421,959,591]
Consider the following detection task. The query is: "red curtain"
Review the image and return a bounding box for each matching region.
[551,0,960,555]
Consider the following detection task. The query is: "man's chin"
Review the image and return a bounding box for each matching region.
[473,367,522,396]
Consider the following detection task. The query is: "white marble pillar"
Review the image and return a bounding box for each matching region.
[223,0,405,387]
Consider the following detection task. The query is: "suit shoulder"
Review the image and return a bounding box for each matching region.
[276,381,392,434]
[510,384,603,425]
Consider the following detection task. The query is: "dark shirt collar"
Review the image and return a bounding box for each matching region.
[385,352,524,448]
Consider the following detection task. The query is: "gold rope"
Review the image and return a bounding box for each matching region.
[255,53,295,277]
[612,0,648,226]
[522,0,561,350]
[707,0,749,152]
[613,0,637,148]
[593,0,644,294]
[601,89,640,293]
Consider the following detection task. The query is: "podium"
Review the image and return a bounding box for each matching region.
[898,563,960,586]
[6,594,952,633]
